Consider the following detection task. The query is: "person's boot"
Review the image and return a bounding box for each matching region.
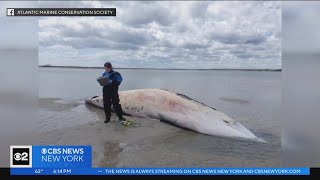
[119,117,126,122]
[104,117,110,123]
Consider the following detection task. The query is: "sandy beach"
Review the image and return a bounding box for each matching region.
[39,97,281,167]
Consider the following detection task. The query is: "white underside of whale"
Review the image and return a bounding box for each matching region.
[85,89,266,142]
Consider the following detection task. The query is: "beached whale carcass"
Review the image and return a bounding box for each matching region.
[85,89,265,142]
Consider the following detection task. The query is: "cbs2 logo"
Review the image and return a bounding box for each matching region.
[14,152,29,161]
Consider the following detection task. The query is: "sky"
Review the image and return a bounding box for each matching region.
[1,1,282,69]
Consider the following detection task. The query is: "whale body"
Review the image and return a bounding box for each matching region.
[85,89,265,142]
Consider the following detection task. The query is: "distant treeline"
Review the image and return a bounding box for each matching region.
[39,65,281,71]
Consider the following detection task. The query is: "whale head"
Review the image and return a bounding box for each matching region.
[189,110,267,143]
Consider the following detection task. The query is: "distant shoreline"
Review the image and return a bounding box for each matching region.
[38,65,281,71]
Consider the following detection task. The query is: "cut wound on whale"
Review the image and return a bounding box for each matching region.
[169,91,217,110]
[223,120,230,124]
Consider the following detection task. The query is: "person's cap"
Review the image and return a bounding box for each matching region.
[104,62,112,68]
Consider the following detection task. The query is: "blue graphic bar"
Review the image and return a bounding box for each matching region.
[11,168,310,175]
[32,146,92,168]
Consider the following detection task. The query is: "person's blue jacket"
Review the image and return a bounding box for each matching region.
[101,70,123,87]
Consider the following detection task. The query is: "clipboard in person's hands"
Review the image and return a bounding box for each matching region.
[97,76,110,86]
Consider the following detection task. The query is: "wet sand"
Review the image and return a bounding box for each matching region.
[39,98,281,167]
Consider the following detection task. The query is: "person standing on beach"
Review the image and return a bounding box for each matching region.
[101,62,126,123]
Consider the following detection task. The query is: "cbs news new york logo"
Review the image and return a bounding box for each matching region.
[10,146,32,168]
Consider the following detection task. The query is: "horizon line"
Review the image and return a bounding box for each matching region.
[38,65,281,71]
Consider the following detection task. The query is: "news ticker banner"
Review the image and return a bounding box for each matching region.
[9,145,310,175]
[7,8,116,16]
[10,167,310,176]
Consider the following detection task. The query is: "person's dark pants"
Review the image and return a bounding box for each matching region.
[103,86,124,121]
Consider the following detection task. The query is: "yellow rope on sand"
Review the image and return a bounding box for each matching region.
[121,120,132,126]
